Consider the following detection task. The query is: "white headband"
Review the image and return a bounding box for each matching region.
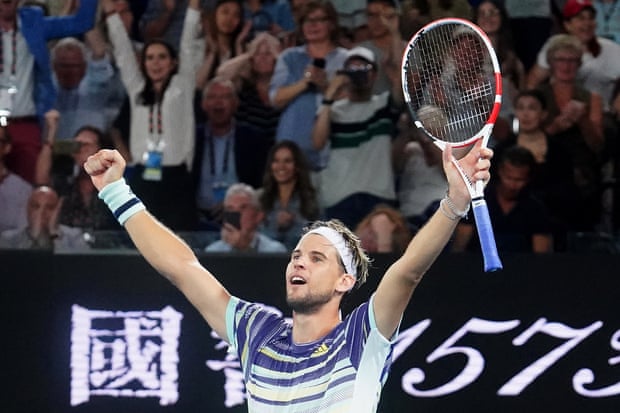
[305,227,357,278]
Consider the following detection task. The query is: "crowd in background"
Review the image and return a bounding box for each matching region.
[0,0,619,254]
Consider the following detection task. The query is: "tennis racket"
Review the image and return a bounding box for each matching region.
[401,18,502,272]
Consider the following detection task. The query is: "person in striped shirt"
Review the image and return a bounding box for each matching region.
[83,138,493,412]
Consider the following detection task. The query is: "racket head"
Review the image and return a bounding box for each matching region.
[401,18,502,148]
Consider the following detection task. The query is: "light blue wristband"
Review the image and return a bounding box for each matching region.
[98,178,145,226]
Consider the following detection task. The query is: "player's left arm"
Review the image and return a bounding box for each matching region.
[372,140,492,339]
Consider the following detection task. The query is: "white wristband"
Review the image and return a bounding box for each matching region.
[98,178,146,226]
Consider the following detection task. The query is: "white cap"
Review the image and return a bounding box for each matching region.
[345,46,376,65]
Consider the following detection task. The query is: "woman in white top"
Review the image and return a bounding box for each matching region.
[527,0,620,113]
[102,0,201,230]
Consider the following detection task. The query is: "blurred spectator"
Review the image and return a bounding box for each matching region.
[330,0,368,43]
[192,77,273,229]
[195,0,250,90]
[0,185,90,251]
[312,46,401,229]
[429,0,472,19]
[103,0,202,231]
[205,182,287,252]
[358,0,406,95]
[354,204,412,254]
[601,78,620,233]
[504,0,553,71]
[527,0,620,112]
[593,0,620,43]
[399,0,432,39]
[258,140,320,250]
[216,32,282,139]
[473,0,525,131]
[35,110,116,231]
[452,145,554,253]
[1,0,97,184]
[494,89,578,250]
[140,0,214,50]
[535,34,604,235]
[270,0,348,171]
[0,126,31,232]
[393,113,447,231]
[243,0,296,41]
[51,35,113,140]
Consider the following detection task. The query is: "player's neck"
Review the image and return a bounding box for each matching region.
[291,306,341,344]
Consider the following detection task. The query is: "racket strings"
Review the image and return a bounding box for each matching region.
[405,23,496,144]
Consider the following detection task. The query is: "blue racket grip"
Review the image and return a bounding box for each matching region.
[472,199,503,272]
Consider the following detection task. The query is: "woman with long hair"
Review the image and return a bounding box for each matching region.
[196,0,250,90]
[102,0,201,230]
[258,140,320,249]
[473,0,525,123]
[527,0,620,113]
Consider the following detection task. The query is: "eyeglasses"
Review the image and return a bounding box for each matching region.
[303,15,329,24]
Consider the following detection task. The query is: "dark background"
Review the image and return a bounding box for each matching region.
[2,250,619,412]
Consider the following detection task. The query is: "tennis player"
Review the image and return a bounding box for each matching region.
[83,140,492,412]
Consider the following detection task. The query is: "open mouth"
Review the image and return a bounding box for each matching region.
[290,276,306,285]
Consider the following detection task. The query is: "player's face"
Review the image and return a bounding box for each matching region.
[514,96,546,133]
[286,234,345,314]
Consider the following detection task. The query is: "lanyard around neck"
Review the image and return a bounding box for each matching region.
[208,133,232,176]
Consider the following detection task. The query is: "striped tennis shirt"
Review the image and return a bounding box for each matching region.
[225,295,397,413]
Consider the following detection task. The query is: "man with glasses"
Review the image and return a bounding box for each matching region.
[312,46,403,229]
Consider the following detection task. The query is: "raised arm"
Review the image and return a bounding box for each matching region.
[83,149,232,342]
[372,140,492,339]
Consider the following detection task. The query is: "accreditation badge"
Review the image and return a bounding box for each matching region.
[142,150,163,181]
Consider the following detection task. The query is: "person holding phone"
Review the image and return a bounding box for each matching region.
[204,182,287,252]
[269,1,347,171]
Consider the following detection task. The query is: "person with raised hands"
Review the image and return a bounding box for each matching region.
[83,138,493,412]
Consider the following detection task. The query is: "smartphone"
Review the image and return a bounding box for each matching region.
[312,58,326,69]
[222,210,241,229]
[53,140,81,155]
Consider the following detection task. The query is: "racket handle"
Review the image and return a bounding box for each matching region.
[472,199,503,272]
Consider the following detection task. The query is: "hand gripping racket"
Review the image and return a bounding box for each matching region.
[401,18,503,272]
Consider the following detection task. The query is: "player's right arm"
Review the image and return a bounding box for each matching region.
[84,149,231,342]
